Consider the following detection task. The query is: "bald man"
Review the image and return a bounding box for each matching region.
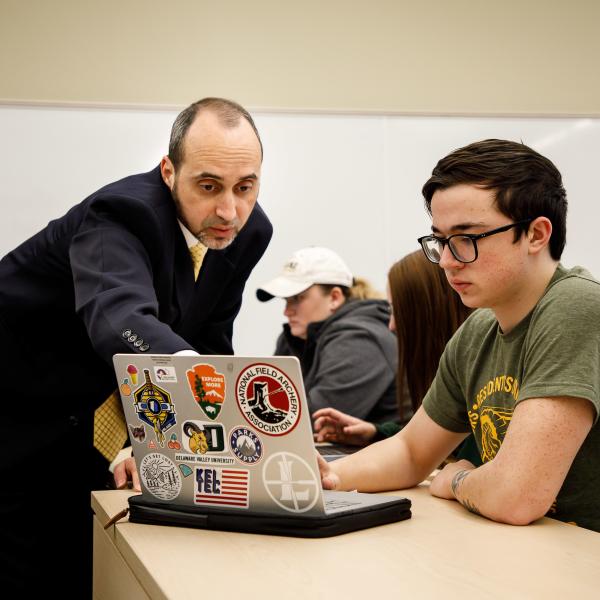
[0,97,272,594]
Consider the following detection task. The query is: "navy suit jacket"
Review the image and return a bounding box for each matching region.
[0,166,272,471]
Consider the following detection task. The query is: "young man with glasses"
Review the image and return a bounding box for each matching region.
[318,139,600,531]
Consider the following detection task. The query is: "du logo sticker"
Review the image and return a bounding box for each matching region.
[140,453,182,500]
[133,369,176,446]
[229,427,263,465]
[235,363,301,436]
[186,363,226,420]
[195,467,249,508]
[182,420,226,455]
[262,452,319,513]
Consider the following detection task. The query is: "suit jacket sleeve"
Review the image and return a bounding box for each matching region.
[69,195,194,362]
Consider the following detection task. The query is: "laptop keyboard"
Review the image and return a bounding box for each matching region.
[316,443,360,456]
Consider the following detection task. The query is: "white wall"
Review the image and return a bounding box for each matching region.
[1,106,598,354]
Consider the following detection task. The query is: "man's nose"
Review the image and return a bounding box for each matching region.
[284,301,294,317]
[438,244,462,270]
[215,192,237,222]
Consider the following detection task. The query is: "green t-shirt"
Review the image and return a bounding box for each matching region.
[423,264,600,532]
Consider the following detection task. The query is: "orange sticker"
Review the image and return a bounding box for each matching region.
[186,363,226,421]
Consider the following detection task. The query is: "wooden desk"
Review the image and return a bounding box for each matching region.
[92,485,600,600]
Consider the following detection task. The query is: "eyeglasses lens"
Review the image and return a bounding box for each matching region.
[449,236,476,262]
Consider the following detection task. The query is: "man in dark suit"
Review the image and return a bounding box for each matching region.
[0,97,272,594]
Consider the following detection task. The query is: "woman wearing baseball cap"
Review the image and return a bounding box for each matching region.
[256,247,403,425]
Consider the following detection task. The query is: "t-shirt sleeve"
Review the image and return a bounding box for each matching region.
[422,332,471,433]
[518,276,600,421]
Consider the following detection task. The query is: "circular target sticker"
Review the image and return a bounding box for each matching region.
[235,363,301,436]
[139,452,182,500]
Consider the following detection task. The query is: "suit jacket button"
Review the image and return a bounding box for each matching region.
[134,339,143,347]
[128,334,138,342]
[121,329,132,338]
[69,415,79,428]
[139,344,150,352]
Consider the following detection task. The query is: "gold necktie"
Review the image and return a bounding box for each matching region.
[189,242,208,280]
[93,390,128,463]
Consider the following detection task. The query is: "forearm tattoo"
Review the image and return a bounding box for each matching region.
[451,469,481,515]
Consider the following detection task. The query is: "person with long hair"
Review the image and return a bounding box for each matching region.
[313,250,474,449]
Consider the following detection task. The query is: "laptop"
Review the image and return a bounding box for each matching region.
[113,353,411,537]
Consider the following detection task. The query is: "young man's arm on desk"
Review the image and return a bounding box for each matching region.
[429,396,595,525]
[318,406,467,492]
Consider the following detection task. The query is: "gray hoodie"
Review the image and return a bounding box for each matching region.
[274,299,400,424]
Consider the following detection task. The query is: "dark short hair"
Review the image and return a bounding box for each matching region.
[422,139,567,260]
[168,97,263,169]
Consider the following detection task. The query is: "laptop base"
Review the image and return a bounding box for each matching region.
[128,494,411,538]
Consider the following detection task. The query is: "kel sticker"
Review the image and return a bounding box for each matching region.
[186,364,226,420]
[182,420,226,454]
[229,427,263,465]
[128,424,146,443]
[195,466,249,508]
[179,463,193,478]
[154,366,177,383]
[235,363,300,436]
[262,452,319,513]
[140,453,182,500]
[133,369,177,446]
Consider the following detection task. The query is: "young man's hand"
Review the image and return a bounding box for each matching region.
[316,453,341,490]
[429,459,475,500]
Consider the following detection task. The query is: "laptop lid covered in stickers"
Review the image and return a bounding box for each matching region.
[113,354,411,535]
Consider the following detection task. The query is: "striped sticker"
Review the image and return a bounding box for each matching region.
[194,466,249,509]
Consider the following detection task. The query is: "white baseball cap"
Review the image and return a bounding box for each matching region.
[256,247,354,302]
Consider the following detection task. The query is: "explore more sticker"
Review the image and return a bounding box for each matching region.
[186,363,226,420]
[235,363,301,436]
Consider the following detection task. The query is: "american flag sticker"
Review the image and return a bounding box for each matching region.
[194,467,249,508]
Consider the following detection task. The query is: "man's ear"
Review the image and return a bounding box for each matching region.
[528,216,553,255]
[160,155,175,189]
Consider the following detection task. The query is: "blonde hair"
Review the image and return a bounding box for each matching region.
[348,277,385,300]
[317,277,384,301]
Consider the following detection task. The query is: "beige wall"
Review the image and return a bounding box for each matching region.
[1,0,599,114]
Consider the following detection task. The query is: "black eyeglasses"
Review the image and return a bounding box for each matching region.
[417,218,534,264]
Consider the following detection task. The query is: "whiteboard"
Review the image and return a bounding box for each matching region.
[1,105,598,355]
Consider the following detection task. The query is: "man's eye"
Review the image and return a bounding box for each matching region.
[200,184,214,191]
[237,183,253,193]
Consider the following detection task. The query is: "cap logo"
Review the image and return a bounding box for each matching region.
[283,260,298,273]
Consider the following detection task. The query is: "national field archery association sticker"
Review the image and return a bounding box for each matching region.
[140,453,182,500]
[235,363,301,435]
